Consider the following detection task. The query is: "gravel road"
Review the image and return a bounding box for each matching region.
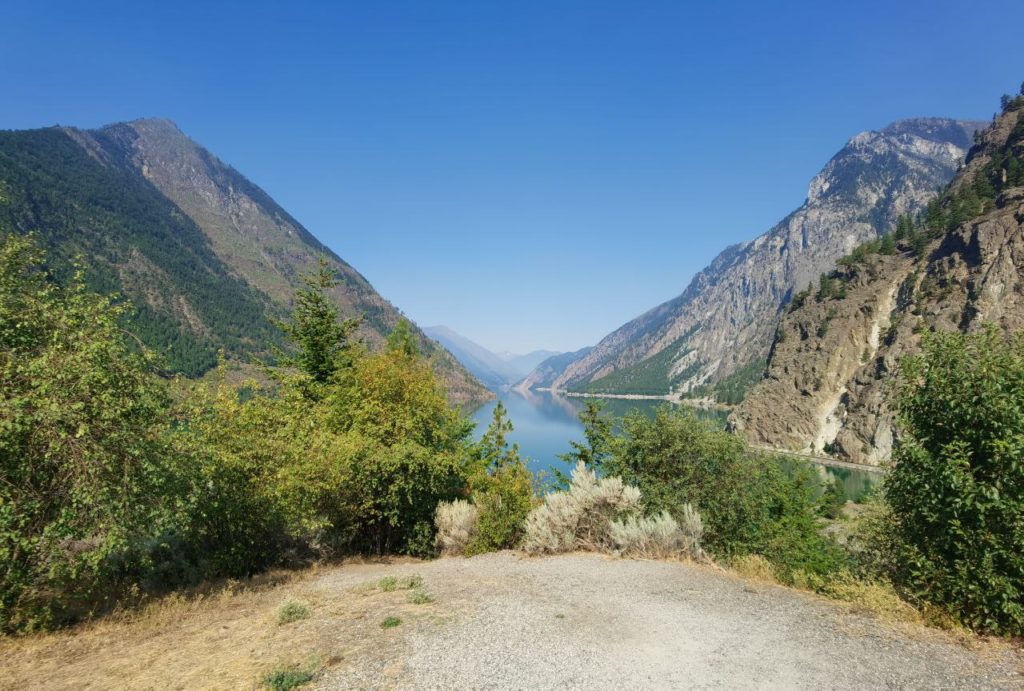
[313,552,1022,690]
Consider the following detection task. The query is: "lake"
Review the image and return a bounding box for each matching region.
[470,390,880,501]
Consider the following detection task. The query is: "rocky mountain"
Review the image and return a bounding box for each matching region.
[516,347,594,390]
[0,118,489,403]
[528,118,983,398]
[424,325,559,391]
[733,98,1024,464]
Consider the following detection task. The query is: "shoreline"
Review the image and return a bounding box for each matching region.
[532,387,733,411]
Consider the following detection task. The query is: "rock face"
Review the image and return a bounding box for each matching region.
[733,106,1024,464]
[530,119,983,397]
[0,118,490,403]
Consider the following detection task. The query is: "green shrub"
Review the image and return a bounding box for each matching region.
[0,235,184,631]
[380,616,401,628]
[262,660,319,690]
[886,328,1024,635]
[602,407,848,581]
[276,598,310,625]
[462,401,535,555]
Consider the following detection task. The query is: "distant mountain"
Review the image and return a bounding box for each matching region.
[0,118,490,403]
[424,326,560,391]
[516,347,594,390]
[734,100,1024,464]
[504,350,561,376]
[531,118,983,399]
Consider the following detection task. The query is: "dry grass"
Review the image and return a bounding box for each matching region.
[729,554,778,583]
[0,562,436,690]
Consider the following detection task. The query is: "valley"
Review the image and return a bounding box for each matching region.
[4,6,1024,688]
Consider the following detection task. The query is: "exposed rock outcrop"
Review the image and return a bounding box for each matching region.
[530,119,983,397]
[734,106,1024,464]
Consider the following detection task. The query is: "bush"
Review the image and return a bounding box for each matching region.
[522,462,642,554]
[602,407,848,582]
[886,328,1024,635]
[466,463,534,555]
[276,598,310,625]
[434,500,480,556]
[0,235,184,631]
[609,506,702,558]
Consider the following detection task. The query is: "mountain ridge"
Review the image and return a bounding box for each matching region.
[0,117,490,403]
[733,101,1024,464]
[525,117,984,399]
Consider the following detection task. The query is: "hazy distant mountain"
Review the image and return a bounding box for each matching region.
[503,350,561,376]
[531,118,983,399]
[516,347,594,390]
[424,326,560,391]
[0,118,490,403]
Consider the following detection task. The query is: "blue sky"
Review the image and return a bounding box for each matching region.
[3,1,1023,353]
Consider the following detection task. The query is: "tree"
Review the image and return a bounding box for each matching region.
[466,400,533,554]
[477,401,519,470]
[879,233,896,256]
[276,256,359,386]
[559,401,613,470]
[386,317,418,358]
[0,235,176,630]
[887,327,1024,635]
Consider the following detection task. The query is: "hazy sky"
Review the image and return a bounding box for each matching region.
[3,1,1023,353]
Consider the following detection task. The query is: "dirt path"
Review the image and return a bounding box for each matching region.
[314,553,1022,690]
[2,552,1020,689]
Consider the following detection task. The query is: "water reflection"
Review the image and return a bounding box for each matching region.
[469,390,879,501]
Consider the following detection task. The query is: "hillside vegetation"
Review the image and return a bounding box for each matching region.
[0,119,489,402]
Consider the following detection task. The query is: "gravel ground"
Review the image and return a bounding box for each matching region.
[313,552,1023,690]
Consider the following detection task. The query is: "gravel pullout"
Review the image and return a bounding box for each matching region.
[313,552,1023,690]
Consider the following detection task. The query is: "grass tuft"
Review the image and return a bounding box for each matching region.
[380,616,401,629]
[275,598,310,625]
[407,588,433,604]
[261,659,319,690]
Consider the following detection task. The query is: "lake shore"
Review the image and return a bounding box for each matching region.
[532,387,733,411]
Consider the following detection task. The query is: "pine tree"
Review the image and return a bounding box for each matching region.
[386,317,419,357]
[277,256,359,385]
[559,401,614,470]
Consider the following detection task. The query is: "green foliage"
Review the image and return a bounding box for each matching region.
[886,328,1024,635]
[787,286,811,313]
[603,407,847,581]
[558,401,614,470]
[276,598,310,625]
[380,616,402,628]
[0,235,181,630]
[386,318,419,357]
[690,359,767,405]
[578,334,697,396]
[0,130,280,376]
[466,402,534,554]
[275,256,359,387]
[262,660,319,690]
[818,478,846,519]
[0,235,481,630]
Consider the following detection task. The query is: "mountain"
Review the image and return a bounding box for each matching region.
[0,118,490,404]
[733,98,1024,464]
[516,347,594,390]
[503,350,561,376]
[527,118,984,399]
[424,325,559,391]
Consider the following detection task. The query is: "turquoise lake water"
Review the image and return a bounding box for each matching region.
[469,390,880,501]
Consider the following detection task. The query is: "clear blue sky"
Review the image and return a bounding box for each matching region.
[3,1,1023,353]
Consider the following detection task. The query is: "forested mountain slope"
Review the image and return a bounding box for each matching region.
[0,118,488,403]
[528,119,982,398]
[733,99,1024,464]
